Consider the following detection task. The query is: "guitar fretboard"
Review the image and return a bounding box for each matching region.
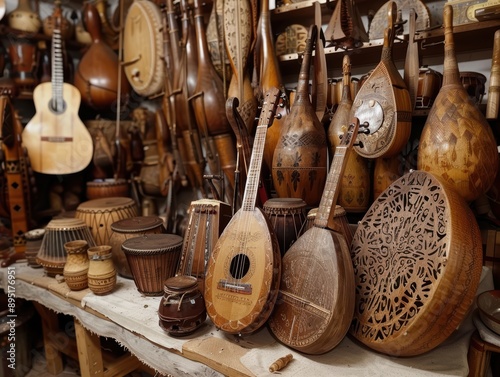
[51,24,64,113]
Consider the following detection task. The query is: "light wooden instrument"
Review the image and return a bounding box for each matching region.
[328,55,370,212]
[204,88,282,335]
[350,1,412,159]
[22,5,93,175]
[123,0,164,97]
[268,119,360,355]
[350,170,483,356]
[487,29,500,119]
[417,5,499,202]
[177,199,232,292]
[325,0,369,49]
[272,25,328,207]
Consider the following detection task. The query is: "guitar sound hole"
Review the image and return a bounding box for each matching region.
[229,254,250,280]
[49,99,67,114]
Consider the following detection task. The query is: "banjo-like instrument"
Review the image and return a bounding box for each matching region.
[268,118,361,355]
[204,88,282,335]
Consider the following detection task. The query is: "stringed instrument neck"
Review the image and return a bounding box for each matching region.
[51,13,64,113]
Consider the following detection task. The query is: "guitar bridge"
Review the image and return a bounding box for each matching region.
[41,136,73,142]
[217,280,252,295]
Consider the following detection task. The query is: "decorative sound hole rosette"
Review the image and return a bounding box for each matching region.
[349,170,483,356]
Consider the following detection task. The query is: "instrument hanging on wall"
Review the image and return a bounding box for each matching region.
[206,0,230,82]
[350,170,483,356]
[368,0,431,40]
[487,29,500,119]
[312,1,327,122]
[268,118,360,355]
[22,4,93,175]
[272,25,328,207]
[350,1,412,159]
[122,0,164,98]
[255,0,288,174]
[404,8,419,111]
[0,92,30,266]
[328,55,370,212]
[7,37,39,95]
[417,5,499,202]
[95,0,121,50]
[74,2,130,110]
[204,87,282,335]
[275,24,308,56]
[190,0,237,202]
[7,0,41,33]
[177,198,232,292]
[324,0,369,50]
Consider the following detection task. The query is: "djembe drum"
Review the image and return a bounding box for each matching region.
[75,197,139,246]
[109,215,165,279]
[263,198,307,256]
[350,170,483,356]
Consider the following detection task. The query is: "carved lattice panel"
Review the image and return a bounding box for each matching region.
[350,170,483,356]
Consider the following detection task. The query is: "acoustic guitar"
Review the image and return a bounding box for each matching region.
[268,119,360,355]
[204,88,282,335]
[22,4,93,175]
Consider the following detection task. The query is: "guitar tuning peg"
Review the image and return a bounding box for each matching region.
[274,113,282,120]
[354,141,364,148]
[358,126,370,135]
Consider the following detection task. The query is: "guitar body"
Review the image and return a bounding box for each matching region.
[268,226,355,354]
[204,207,281,334]
[22,82,93,174]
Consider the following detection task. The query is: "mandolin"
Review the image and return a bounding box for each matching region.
[204,87,282,335]
[268,119,360,355]
[22,3,92,175]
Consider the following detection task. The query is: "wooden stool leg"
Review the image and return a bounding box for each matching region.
[468,331,491,377]
[74,319,104,377]
[33,302,64,375]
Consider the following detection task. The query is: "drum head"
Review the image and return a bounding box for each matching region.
[77,197,136,211]
[123,0,164,97]
[350,170,483,356]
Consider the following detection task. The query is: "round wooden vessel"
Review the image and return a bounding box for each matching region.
[63,240,90,291]
[87,245,116,295]
[459,71,487,105]
[263,197,307,256]
[121,234,183,296]
[416,66,442,109]
[158,275,206,336]
[123,0,164,97]
[86,179,130,200]
[350,170,483,356]
[75,197,139,246]
[109,216,165,279]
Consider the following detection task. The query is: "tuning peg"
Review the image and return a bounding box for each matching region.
[354,141,364,148]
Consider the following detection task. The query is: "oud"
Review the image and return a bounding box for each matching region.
[268,119,360,355]
[23,3,93,175]
[204,88,282,335]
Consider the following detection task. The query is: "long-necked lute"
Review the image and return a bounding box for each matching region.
[22,3,93,175]
[268,118,360,354]
[204,87,282,335]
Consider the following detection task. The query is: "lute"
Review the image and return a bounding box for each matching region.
[204,87,281,335]
[268,119,360,354]
[22,2,93,175]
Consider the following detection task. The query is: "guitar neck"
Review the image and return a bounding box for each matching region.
[241,123,266,211]
[51,17,64,112]
[314,146,349,228]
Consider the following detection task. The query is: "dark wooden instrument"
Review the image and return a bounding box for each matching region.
[328,55,370,212]
[0,92,29,266]
[268,119,360,355]
[191,0,236,199]
[350,1,412,159]
[325,0,369,50]
[122,0,164,97]
[417,5,499,202]
[415,66,442,109]
[404,8,419,110]
[74,2,130,110]
[255,0,288,174]
[312,1,327,122]
[7,38,39,94]
[350,170,483,356]
[272,25,328,207]
[487,29,500,119]
[204,87,281,335]
[22,5,93,175]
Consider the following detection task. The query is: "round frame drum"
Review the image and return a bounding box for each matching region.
[263,198,307,256]
[109,216,165,279]
[350,170,483,356]
[75,197,139,246]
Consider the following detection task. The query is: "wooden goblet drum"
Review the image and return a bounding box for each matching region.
[350,170,483,356]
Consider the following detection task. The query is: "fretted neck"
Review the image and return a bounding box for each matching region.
[51,27,64,112]
[241,123,266,212]
[314,144,349,228]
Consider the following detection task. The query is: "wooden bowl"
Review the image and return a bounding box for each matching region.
[477,290,500,335]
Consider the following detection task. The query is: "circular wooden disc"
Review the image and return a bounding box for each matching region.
[123,0,164,97]
[350,170,483,356]
[369,0,431,40]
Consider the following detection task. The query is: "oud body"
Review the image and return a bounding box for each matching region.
[417,5,498,202]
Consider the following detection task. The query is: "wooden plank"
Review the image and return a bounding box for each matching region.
[103,354,142,377]
[182,337,255,377]
[33,302,64,375]
[75,319,104,377]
